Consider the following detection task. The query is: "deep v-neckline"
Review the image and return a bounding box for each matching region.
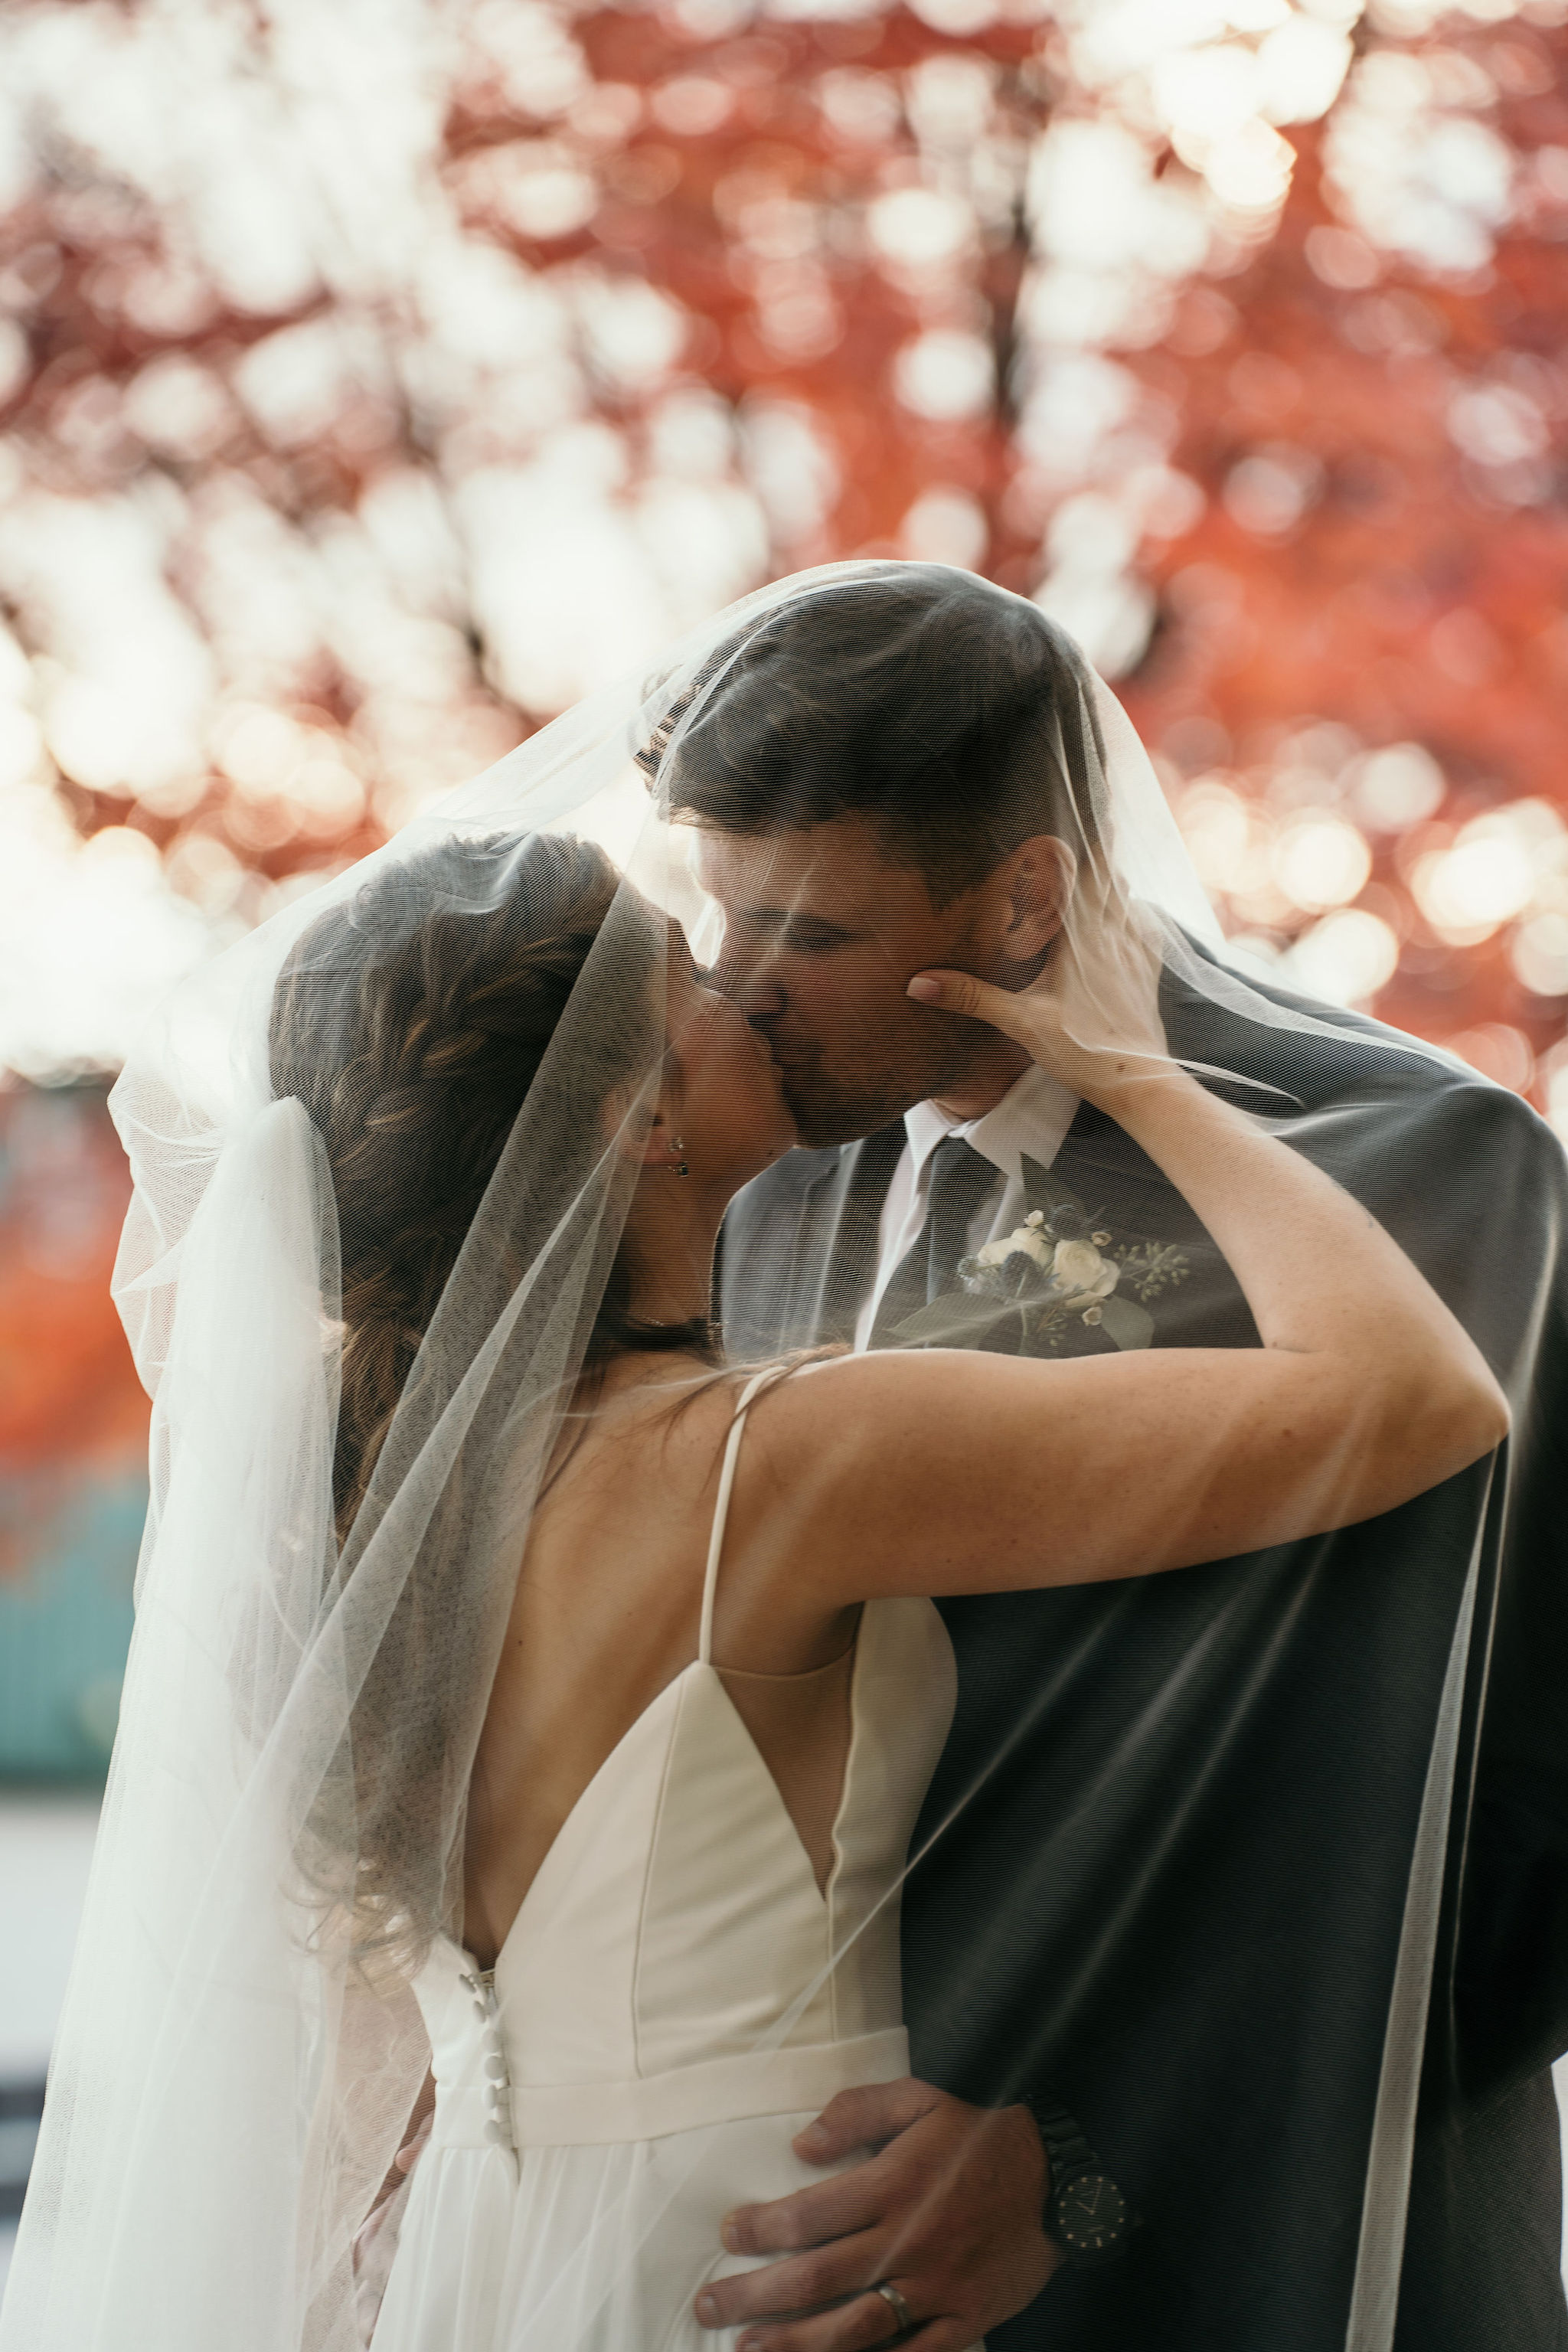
[458,1658,705,1976]
[456,1649,855,1979]
[460,1655,860,1984]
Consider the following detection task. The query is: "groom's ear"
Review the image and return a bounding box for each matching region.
[991,834,1076,964]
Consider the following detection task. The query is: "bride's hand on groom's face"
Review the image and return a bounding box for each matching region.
[694,2077,1059,2351]
[908,871,1172,1113]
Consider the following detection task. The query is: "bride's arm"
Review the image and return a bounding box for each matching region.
[737,911,1508,1607]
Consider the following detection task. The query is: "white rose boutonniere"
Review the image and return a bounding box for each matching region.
[970,1227,1118,1318]
[1049,1236,1119,1312]
[974,1224,1053,1271]
[887,1155,1192,1354]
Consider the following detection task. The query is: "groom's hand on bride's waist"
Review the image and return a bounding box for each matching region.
[694,2077,1059,2350]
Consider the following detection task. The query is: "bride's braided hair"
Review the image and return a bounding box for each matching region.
[269,829,710,1545]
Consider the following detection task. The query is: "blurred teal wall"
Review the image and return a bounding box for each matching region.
[0,1474,142,1781]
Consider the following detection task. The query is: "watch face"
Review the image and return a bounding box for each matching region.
[1054,2170,1128,2255]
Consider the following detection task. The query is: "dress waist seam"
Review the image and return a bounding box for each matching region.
[431,2026,909,2150]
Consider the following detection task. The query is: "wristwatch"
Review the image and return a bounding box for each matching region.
[1025,2096,1134,2268]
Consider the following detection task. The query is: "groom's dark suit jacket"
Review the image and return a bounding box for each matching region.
[722,971,1568,2352]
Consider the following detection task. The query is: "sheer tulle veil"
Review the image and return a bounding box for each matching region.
[0,560,1523,2352]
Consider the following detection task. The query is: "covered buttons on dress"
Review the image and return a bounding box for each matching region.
[459,1968,514,2149]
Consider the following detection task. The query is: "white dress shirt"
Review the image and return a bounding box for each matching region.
[851,1062,1081,1353]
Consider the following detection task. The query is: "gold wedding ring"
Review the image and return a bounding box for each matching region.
[871,2280,916,2342]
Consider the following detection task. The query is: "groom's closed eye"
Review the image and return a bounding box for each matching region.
[715,908,862,982]
[772,916,858,954]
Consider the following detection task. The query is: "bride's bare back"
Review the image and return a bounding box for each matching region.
[462,1361,858,1969]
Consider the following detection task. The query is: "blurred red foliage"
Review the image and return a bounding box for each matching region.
[482,6,1044,569]
[1122,79,1568,1060]
[0,1088,142,1538]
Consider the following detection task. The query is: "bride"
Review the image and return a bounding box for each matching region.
[0,565,1507,2352]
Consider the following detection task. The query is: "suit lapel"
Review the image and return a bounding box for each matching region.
[1050,1099,1206,1243]
[792,1121,905,1347]
[1050,1100,1253,1351]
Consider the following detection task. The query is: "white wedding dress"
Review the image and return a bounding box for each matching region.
[372,1373,965,2352]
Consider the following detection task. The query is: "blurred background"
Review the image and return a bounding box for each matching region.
[3,0,1568,2289]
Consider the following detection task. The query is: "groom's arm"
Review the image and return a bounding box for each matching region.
[694,2077,1060,2350]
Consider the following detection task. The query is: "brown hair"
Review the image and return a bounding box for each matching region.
[270,831,716,1547]
[640,568,1107,905]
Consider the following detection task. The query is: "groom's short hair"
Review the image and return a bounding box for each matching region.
[642,567,1107,905]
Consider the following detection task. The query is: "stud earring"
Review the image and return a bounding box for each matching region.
[667,1136,690,1178]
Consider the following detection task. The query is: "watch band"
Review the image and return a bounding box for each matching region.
[1029,2098,1096,2182]
[1022,2092,1135,2267]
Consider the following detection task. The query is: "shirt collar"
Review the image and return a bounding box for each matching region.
[903,1060,1080,1187]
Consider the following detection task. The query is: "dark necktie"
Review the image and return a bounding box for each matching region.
[867,1135,1000,1350]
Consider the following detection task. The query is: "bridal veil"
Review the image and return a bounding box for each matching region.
[2,561,1560,2352]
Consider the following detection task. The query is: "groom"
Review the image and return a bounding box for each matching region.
[663,570,1568,2352]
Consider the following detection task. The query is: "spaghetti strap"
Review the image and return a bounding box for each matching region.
[698,1369,776,1664]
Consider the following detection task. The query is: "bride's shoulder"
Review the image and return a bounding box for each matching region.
[546,1362,745,1490]
[735,1348,977,1477]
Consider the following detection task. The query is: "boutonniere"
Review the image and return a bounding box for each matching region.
[890,1155,1191,1354]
